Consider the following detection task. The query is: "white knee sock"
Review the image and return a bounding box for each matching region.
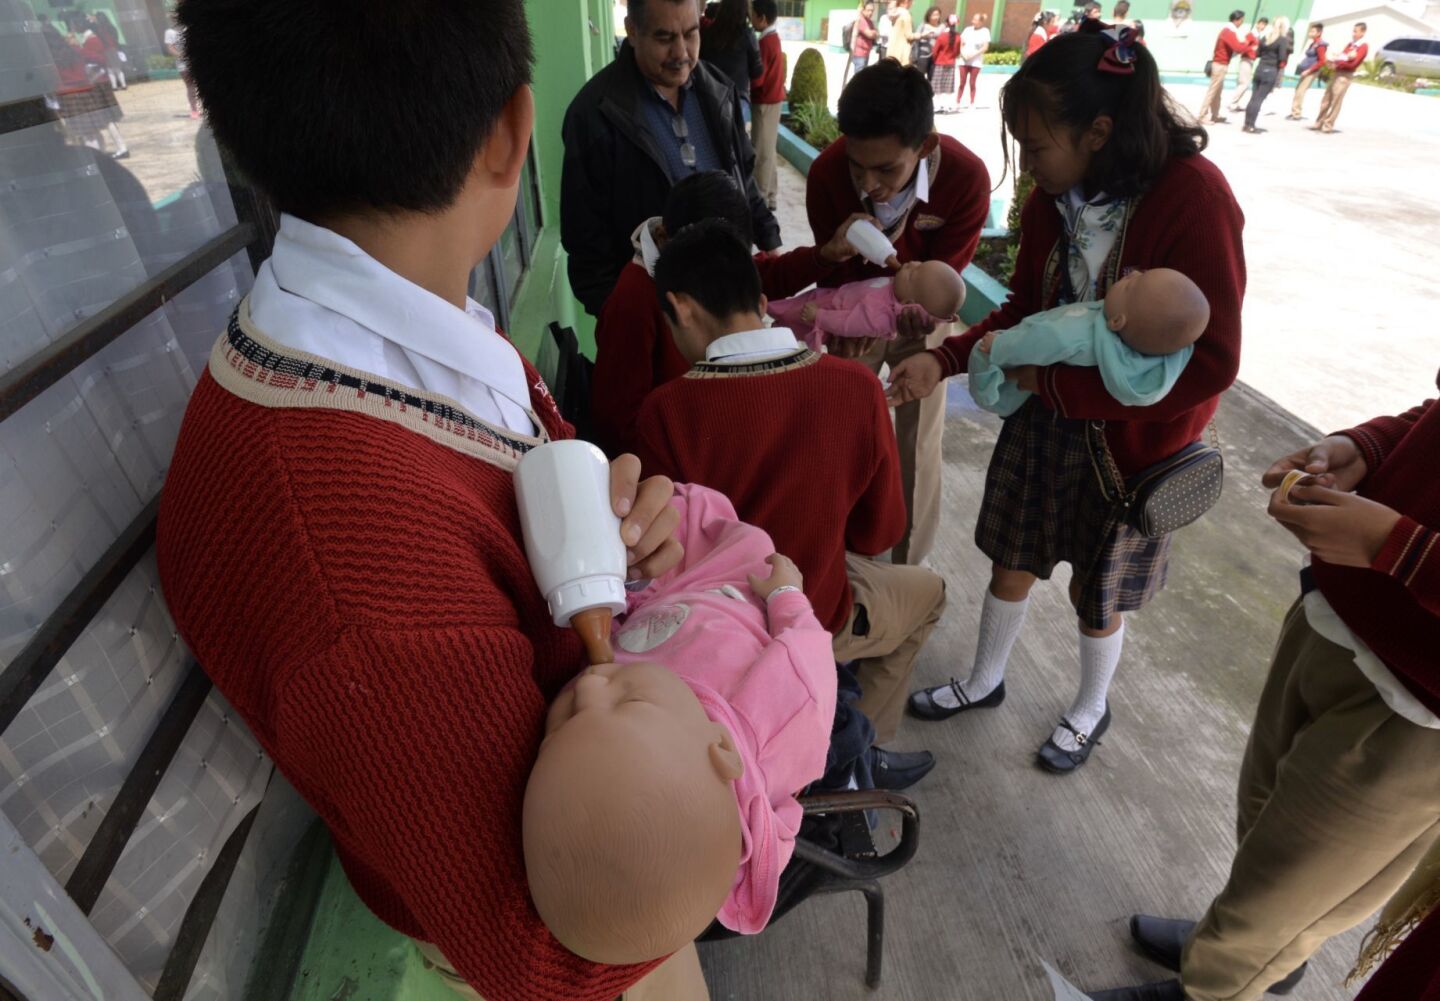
[930,591,1028,708]
[1051,620,1124,752]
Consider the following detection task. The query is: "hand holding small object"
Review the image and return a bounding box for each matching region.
[1261,435,1367,493]
[1266,483,1401,568]
[610,454,683,580]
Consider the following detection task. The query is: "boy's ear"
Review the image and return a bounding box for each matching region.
[708,725,745,781]
[479,85,535,189]
[757,292,769,317]
[1106,309,1127,332]
[665,291,691,330]
[918,132,940,159]
[1086,114,1114,152]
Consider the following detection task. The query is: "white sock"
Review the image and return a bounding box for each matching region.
[1051,620,1124,752]
[930,591,1028,708]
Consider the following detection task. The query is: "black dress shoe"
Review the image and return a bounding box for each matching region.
[1036,706,1111,774]
[906,679,1005,721]
[1087,979,1185,1001]
[868,747,935,790]
[1129,915,1308,994]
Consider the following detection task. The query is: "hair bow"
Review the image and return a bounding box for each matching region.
[1098,25,1139,73]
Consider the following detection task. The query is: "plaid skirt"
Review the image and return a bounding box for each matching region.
[975,399,1171,629]
[931,64,956,95]
[56,80,123,127]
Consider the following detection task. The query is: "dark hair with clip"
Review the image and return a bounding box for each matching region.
[997,22,1206,197]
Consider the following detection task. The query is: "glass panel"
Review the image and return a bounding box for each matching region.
[499,209,522,303]
[0,8,241,375]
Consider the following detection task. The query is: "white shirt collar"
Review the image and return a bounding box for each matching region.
[248,214,536,435]
[759,26,779,38]
[705,326,802,364]
[872,156,930,229]
[633,216,665,275]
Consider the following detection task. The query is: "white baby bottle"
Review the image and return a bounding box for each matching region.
[514,440,627,664]
[846,218,899,268]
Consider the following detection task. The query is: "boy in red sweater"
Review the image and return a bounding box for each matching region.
[591,169,875,456]
[1094,373,1440,1001]
[749,0,786,210]
[635,220,946,771]
[1313,21,1367,133]
[806,60,990,565]
[155,2,691,999]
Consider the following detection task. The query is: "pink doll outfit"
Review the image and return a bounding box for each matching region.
[766,277,954,351]
[614,483,838,933]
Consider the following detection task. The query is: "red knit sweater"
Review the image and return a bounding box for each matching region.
[752,30,786,104]
[1313,372,1440,715]
[933,153,1245,475]
[1355,906,1440,1001]
[806,134,991,288]
[591,247,840,456]
[156,312,654,1001]
[633,349,905,632]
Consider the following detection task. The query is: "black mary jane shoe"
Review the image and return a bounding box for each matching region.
[1036,706,1112,774]
[906,679,1005,721]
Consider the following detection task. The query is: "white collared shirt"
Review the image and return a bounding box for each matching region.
[705,326,802,364]
[248,214,536,435]
[872,157,931,229]
[759,25,779,39]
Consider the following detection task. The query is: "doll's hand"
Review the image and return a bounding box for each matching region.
[800,303,820,323]
[1267,484,1400,568]
[978,331,999,354]
[895,305,939,341]
[1261,435,1368,493]
[748,554,804,599]
[828,335,879,360]
[886,351,944,405]
[610,454,683,581]
[820,212,881,264]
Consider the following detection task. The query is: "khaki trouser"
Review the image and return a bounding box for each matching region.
[1289,71,1318,116]
[858,323,951,565]
[418,939,710,1001]
[1228,58,1255,109]
[1198,61,1229,123]
[751,102,782,211]
[1316,72,1354,131]
[1180,601,1440,1001]
[833,553,946,744]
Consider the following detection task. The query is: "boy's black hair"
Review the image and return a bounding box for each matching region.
[998,24,1207,198]
[1256,16,1270,25]
[662,171,754,245]
[1229,9,1245,21]
[1111,0,1130,14]
[1310,20,1325,30]
[1355,20,1367,29]
[837,60,934,148]
[654,220,762,325]
[175,0,532,222]
[752,0,779,24]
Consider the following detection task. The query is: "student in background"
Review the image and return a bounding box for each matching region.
[1286,21,1328,119]
[1198,10,1249,124]
[749,0,785,210]
[847,1,880,80]
[1227,17,1264,114]
[1312,21,1367,133]
[958,12,990,109]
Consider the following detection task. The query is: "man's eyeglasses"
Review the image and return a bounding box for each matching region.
[671,115,696,169]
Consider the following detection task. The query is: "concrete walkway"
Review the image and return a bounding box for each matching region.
[697,351,1368,1000]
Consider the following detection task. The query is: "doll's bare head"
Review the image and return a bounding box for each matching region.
[523,661,744,965]
[892,260,966,320]
[1102,268,1210,356]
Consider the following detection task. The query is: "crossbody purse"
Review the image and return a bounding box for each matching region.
[1051,201,1225,538]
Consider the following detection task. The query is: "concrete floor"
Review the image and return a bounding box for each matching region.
[697,366,1368,1001]
[700,131,1400,997]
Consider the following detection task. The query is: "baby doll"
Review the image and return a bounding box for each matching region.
[968,267,1210,417]
[522,484,837,966]
[766,259,967,351]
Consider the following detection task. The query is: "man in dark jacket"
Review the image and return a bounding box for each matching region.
[561,0,781,316]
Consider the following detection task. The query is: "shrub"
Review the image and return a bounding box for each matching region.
[1006,170,1034,234]
[789,100,840,149]
[148,54,176,71]
[790,48,828,109]
[984,50,1021,65]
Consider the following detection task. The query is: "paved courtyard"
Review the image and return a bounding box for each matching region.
[783,45,1440,433]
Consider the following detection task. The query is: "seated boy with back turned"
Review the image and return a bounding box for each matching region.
[635,220,948,779]
[155,1,688,999]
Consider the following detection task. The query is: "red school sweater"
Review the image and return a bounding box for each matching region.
[1212,25,1249,64]
[156,310,655,1001]
[753,30,786,105]
[1313,371,1440,715]
[806,134,991,288]
[633,349,906,633]
[591,246,840,456]
[932,153,1245,475]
